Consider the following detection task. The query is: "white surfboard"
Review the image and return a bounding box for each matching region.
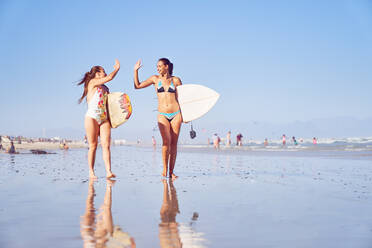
[177,84,219,123]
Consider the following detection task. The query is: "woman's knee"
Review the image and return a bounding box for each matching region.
[89,142,98,151]
[170,137,179,147]
[100,141,111,150]
[170,143,178,152]
[161,136,171,146]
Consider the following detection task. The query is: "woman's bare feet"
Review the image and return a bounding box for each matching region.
[170,173,178,180]
[106,172,116,179]
[106,178,116,187]
[89,171,98,180]
[162,168,167,178]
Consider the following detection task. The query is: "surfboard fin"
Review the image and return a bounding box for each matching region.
[190,122,196,139]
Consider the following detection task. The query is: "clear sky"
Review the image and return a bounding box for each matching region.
[1,0,371,141]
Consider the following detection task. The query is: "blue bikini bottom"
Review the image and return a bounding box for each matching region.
[159,110,180,122]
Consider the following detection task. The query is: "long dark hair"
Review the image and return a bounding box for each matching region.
[158,58,173,76]
[77,66,103,103]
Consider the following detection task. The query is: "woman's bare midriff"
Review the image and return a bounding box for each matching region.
[157,91,180,113]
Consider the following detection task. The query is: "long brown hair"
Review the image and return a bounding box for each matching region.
[77,66,103,103]
[158,58,173,76]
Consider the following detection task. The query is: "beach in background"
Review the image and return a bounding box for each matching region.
[1,145,372,247]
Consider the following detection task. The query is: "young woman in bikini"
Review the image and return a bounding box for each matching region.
[134,58,182,179]
[78,59,120,179]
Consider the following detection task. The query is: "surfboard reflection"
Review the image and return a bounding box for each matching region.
[80,179,136,248]
[159,179,207,248]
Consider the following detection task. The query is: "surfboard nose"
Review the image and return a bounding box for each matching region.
[177,84,220,123]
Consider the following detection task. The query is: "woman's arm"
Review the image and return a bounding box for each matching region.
[174,77,182,105]
[173,76,182,87]
[91,59,120,87]
[134,59,155,89]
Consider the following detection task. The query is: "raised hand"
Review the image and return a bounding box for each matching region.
[134,59,142,71]
[114,59,120,70]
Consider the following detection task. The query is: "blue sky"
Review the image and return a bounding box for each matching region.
[0,0,371,141]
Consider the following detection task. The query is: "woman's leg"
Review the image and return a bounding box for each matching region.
[99,121,115,178]
[169,113,182,179]
[85,116,99,179]
[158,114,171,177]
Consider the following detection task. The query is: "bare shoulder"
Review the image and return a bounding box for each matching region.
[87,79,97,91]
[172,76,182,86]
[149,75,158,83]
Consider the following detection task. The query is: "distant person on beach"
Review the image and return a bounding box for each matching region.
[226,131,231,146]
[313,137,317,145]
[292,136,298,146]
[78,59,120,179]
[264,138,268,146]
[152,136,156,149]
[237,133,243,146]
[134,58,182,179]
[282,134,286,146]
[213,133,221,149]
[7,141,16,154]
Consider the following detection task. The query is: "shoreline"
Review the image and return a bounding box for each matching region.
[1,141,372,161]
[2,141,87,151]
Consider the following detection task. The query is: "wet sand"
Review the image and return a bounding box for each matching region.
[0,146,372,247]
[0,141,87,151]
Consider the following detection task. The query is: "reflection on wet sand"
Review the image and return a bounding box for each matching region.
[159,179,181,247]
[159,179,206,248]
[80,179,136,248]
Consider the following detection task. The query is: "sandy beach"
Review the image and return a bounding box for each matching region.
[0,140,87,151]
[1,145,372,247]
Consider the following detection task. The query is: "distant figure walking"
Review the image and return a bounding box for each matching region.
[152,136,157,149]
[226,131,231,146]
[264,138,268,146]
[282,134,286,146]
[292,136,298,146]
[7,141,16,154]
[213,133,221,149]
[236,133,243,146]
[78,59,120,179]
[313,137,317,145]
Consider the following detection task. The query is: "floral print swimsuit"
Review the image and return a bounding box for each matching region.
[85,86,108,125]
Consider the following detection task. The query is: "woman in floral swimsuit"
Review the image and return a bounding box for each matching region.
[78,59,120,179]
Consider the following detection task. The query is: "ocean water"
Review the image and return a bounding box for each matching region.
[180,136,372,160]
[0,146,372,247]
